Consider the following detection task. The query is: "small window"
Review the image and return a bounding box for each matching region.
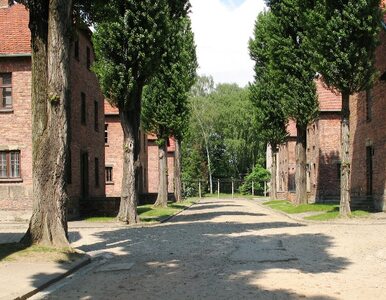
[95,157,99,187]
[104,124,108,144]
[0,151,20,179]
[0,73,12,110]
[105,166,113,183]
[81,92,86,125]
[94,101,99,131]
[86,46,91,70]
[366,89,372,122]
[74,40,79,60]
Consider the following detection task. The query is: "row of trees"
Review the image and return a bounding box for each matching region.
[182,77,266,195]
[16,0,197,247]
[249,0,382,216]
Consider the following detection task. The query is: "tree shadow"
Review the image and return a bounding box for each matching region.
[0,231,82,261]
[25,200,350,299]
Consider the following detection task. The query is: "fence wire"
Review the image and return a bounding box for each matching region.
[182,178,268,198]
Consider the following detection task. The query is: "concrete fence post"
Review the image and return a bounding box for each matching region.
[232,179,234,199]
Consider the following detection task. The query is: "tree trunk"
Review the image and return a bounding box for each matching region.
[174,138,183,202]
[340,91,351,216]
[21,0,72,247]
[296,124,307,205]
[117,91,142,224]
[206,143,213,194]
[270,146,278,200]
[154,138,168,207]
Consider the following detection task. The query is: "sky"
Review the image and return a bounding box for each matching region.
[190,0,266,87]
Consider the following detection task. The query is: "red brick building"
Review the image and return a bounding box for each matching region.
[104,102,176,199]
[350,19,386,211]
[0,2,105,220]
[270,79,342,203]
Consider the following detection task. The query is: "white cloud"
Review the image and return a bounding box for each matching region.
[190,0,266,87]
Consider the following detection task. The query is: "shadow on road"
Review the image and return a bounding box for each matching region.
[28,200,349,299]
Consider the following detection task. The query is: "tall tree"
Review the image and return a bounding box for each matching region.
[267,0,319,204]
[306,0,381,215]
[249,11,288,200]
[142,17,197,207]
[92,0,190,223]
[14,0,73,247]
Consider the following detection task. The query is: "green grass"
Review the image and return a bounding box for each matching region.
[305,210,370,221]
[84,199,198,223]
[263,200,339,214]
[0,243,83,263]
[264,200,370,221]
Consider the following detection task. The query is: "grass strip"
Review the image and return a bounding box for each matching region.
[85,199,198,223]
[264,200,370,221]
[263,200,339,214]
[305,210,369,221]
[0,243,83,263]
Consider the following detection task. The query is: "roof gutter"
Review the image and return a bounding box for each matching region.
[0,53,31,57]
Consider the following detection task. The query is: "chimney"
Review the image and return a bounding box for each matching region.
[0,0,9,8]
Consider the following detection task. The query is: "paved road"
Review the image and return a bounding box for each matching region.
[30,198,386,300]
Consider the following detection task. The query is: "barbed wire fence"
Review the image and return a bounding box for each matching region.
[182,178,269,199]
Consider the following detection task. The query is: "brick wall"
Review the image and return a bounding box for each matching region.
[147,137,175,194]
[0,57,33,210]
[350,29,386,211]
[66,29,106,216]
[0,5,106,218]
[274,80,341,204]
[104,114,123,197]
[104,101,149,197]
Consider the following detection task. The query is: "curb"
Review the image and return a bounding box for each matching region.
[158,200,199,223]
[251,199,386,226]
[16,255,91,300]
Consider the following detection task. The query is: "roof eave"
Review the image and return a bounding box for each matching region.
[0,53,31,57]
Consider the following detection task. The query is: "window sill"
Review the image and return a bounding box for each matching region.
[106,181,114,185]
[0,108,14,113]
[0,178,23,183]
[105,144,109,147]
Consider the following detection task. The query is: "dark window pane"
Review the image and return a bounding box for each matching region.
[0,152,7,178]
[86,47,91,70]
[95,158,99,187]
[105,124,108,144]
[81,93,86,124]
[105,167,113,182]
[2,73,11,85]
[10,152,20,178]
[94,101,99,131]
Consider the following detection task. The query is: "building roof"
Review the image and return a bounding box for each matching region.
[104,100,119,115]
[316,79,342,112]
[287,120,297,137]
[0,3,31,55]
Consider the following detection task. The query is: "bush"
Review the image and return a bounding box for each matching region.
[239,164,270,195]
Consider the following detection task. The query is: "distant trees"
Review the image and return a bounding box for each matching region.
[183,81,265,195]
[306,0,382,216]
[142,17,197,207]
[93,1,190,222]
[249,11,288,200]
